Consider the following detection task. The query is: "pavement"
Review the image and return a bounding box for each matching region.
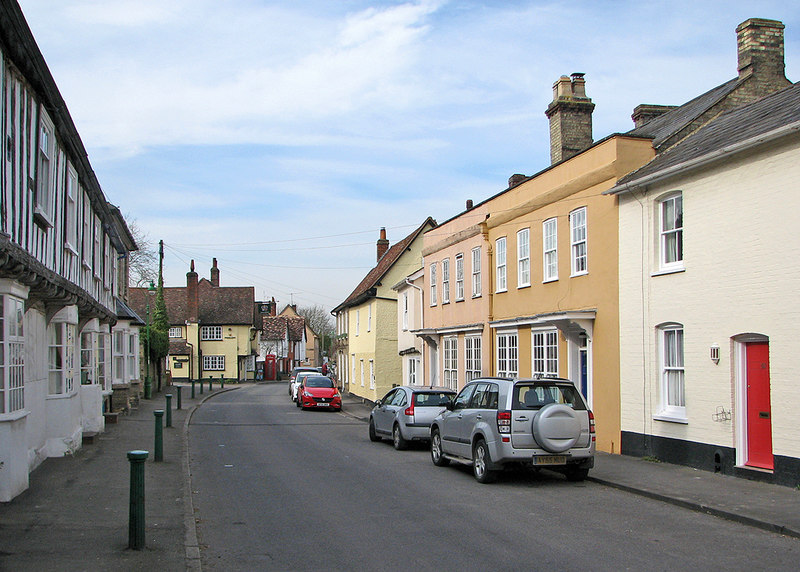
[1,383,798,572]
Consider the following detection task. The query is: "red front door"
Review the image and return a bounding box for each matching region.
[745,342,773,470]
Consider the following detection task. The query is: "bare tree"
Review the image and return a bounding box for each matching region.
[297,304,334,351]
[127,218,157,287]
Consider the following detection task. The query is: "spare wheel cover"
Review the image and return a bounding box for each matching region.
[532,403,580,453]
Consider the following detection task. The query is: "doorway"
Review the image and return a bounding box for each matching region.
[744,341,772,470]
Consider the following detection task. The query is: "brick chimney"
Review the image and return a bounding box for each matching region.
[210,257,219,287]
[737,18,787,84]
[631,104,678,128]
[508,174,527,188]
[545,73,595,165]
[376,228,389,262]
[187,260,199,322]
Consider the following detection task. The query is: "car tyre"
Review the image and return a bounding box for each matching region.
[473,439,497,484]
[368,418,381,442]
[392,424,408,451]
[565,467,589,482]
[430,429,450,467]
[296,397,301,408]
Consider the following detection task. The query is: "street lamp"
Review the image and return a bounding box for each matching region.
[144,280,156,399]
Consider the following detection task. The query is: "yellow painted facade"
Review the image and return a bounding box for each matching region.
[168,323,257,381]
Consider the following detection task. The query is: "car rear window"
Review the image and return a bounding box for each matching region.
[305,376,334,388]
[512,383,586,410]
[413,392,453,407]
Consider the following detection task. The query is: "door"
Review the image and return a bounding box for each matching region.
[745,342,772,470]
[578,340,588,399]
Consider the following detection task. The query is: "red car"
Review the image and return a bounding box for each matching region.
[297,376,342,411]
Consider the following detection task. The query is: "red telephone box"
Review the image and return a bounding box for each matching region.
[264,355,277,381]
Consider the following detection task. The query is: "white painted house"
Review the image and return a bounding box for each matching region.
[608,82,800,487]
[0,4,137,501]
[392,268,425,387]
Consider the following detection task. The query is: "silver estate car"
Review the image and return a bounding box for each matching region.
[369,386,456,450]
[430,377,595,483]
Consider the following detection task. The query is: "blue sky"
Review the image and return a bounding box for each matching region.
[16,0,800,311]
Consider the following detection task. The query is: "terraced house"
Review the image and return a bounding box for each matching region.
[0,3,138,502]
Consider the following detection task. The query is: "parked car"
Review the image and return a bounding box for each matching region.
[291,370,320,401]
[429,377,595,483]
[288,367,321,395]
[369,386,456,450]
[297,376,342,411]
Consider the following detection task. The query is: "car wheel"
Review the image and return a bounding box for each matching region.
[368,418,381,442]
[392,424,408,451]
[296,397,301,408]
[430,429,449,467]
[473,439,497,484]
[565,467,589,482]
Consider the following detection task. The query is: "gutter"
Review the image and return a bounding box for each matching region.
[606,119,800,195]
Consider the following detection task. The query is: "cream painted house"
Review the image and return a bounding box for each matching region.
[333,219,436,402]
[608,81,800,487]
[392,268,425,387]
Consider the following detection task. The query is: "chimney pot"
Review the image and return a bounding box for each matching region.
[466,199,474,210]
[508,174,527,188]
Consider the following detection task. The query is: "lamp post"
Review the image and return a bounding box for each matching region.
[144,280,156,399]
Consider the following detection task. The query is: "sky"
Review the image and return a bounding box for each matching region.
[15,0,800,313]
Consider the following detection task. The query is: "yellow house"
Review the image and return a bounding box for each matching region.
[333,219,436,402]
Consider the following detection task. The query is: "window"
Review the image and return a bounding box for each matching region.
[367,303,372,332]
[570,207,587,276]
[443,336,458,390]
[532,329,559,376]
[408,357,420,385]
[660,325,685,419]
[369,360,375,389]
[168,327,182,338]
[471,247,481,298]
[201,325,222,341]
[203,355,225,371]
[65,166,78,251]
[517,228,530,287]
[360,359,365,387]
[49,322,76,395]
[455,254,464,301]
[0,295,25,413]
[660,193,683,269]
[113,331,125,383]
[465,335,481,382]
[429,263,437,306]
[356,310,360,336]
[402,292,409,330]
[543,218,558,282]
[36,115,55,224]
[496,237,507,292]
[442,258,450,304]
[352,354,356,387]
[82,197,92,268]
[93,215,102,278]
[97,332,110,391]
[496,331,518,378]
[127,333,139,379]
[80,331,96,385]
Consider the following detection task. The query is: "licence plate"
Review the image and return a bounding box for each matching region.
[317,402,330,407]
[533,455,566,465]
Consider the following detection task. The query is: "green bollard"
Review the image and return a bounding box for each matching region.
[221,374,225,389]
[199,378,204,395]
[208,377,212,392]
[127,450,149,550]
[191,380,195,399]
[176,386,182,410]
[165,395,172,428]
[154,410,164,462]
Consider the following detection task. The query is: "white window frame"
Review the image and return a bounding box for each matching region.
[367,303,372,332]
[93,215,102,279]
[113,330,125,384]
[455,253,464,301]
[360,359,365,387]
[517,228,530,288]
[408,356,420,386]
[168,327,182,338]
[658,324,686,421]
[543,218,558,282]
[203,355,225,371]
[402,292,409,331]
[442,258,450,304]
[465,335,481,382]
[532,328,559,377]
[35,113,56,225]
[496,330,518,379]
[80,330,97,385]
[369,359,375,389]
[442,336,458,390]
[201,325,223,341]
[471,247,481,298]
[82,196,92,269]
[0,295,25,414]
[97,331,110,391]
[429,263,437,306]
[48,322,76,396]
[356,309,360,336]
[570,207,588,276]
[495,237,507,293]
[127,332,139,380]
[65,165,79,253]
[659,193,684,271]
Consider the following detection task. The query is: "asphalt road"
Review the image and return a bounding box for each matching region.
[189,383,798,571]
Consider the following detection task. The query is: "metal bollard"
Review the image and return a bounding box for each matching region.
[127,450,149,550]
[154,410,164,462]
[220,374,225,389]
[208,377,212,392]
[165,395,172,428]
[177,386,182,410]
[199,378,204,395]
[191,379,196,399]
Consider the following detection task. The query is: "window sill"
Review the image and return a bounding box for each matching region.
[471,294,482,299]
[542,277,558,284]
[517,284,531,290]
[455,298,464,303]
[0,409,30,423]
[47,391,78,400]
[495,289,508,294]
[570,271,588,278]
[652,267,685,277]
[653,413,688,424]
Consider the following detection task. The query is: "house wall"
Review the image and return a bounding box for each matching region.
[347,301,376,398]
[395,274,425,386]
[618,136,800,483]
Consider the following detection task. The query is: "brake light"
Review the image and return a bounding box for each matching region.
[404,400,415,417]
[589,411,596,442]
[497,410,511,434]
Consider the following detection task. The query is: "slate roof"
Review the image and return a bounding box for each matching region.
[169,340,191,355]
[129,279,257,327]
[333,217,436,313]
[610,82,800,192]
[116,298,143,324]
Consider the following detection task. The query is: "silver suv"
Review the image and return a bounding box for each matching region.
[429,377,595,483]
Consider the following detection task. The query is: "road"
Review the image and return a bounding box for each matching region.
[189,383,798,571]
